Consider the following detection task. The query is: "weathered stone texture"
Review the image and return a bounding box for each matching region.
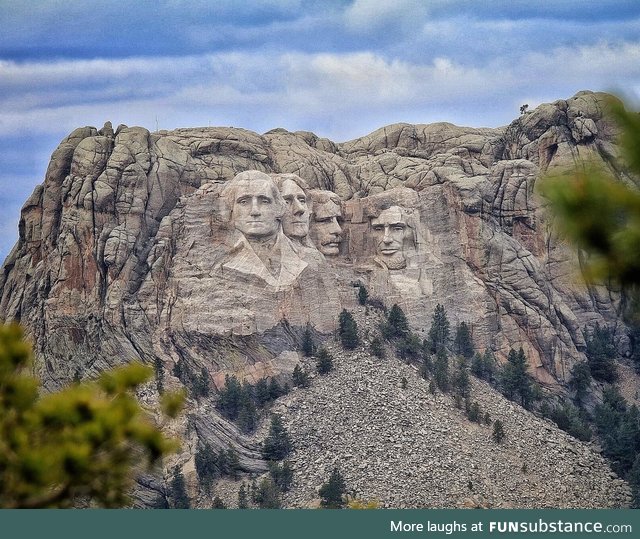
[0,90,633,507]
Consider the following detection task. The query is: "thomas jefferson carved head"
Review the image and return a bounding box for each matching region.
[370,205,416,270]
[272,174,311,241]
[309,190,343,256]
[221,171,285,240]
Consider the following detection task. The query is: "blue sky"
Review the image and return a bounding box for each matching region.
[1,0,640,260]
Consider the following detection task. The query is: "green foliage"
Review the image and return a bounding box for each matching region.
[339,309,360,350]
[382,304,409,340]
[237,482,249,508]
[370,336,385,359]
[584,324,617,383]
[470,349,496,382]
[154,357,165,393]
[218,375,243,419]
[218,375,285,433]
[269,460,294,492]
[255,477,281,508]
[465,399,481,423]
[500,347,538,409]
[568,362,592,405]
[594,387,640,476]
[452,356,471,398]
[262,414,292,461]
[357,284,369,306]
[292,364,310,388]
[316,347,334,375]
[395,332,422,361]
[492,420,505,443]
[169,467,190,509]
[540,401,592,442]
[195,441,218,492]
[301,326,315,357]
[172,359,210,399]
[428,304,450,354]
[400,376,408,390]
[628,454,640,509]
[454,322,474,359]
[433,348,449,392]
[319,467,347,509]
[212,495,226,508]
[0,324,181,509]
[541,100,640,290]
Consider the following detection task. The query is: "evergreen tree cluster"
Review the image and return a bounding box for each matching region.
[584,323,618,383]
[428,304,450,354]
[594,387,640,477]
[540,401,592,442]
[217,374,288,433]
[261,414,293,461]
[357,284,369,306]
[169,467,190,508]
[470,349,496,382]
[172,358,210,399]
[195,442,242,491]
[339,309,360,350]
[292,364,311,388]
[301,326,315,357]
[316,347,334,375]
[319,467,347,508]
[499,347,539,409]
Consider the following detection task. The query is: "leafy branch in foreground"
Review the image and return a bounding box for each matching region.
[0,323,183,508]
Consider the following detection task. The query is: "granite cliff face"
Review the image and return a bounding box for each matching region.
[0,90,633,507]
[0,90,625,387]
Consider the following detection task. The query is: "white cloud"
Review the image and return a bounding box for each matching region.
[1,41,640,142]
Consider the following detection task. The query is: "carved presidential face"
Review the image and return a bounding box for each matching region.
[371,206,414,270]
[280,178,310,239]
[231,178,281,239]
[310,199,343,256]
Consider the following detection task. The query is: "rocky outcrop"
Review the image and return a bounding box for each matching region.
[0,91,633,507]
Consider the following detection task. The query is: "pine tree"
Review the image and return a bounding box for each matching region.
[170,467,190,509]
[357,284,369,306]
[218,374,243,419]
[262,414,292,461]
[194,367,211,398]
[250,378,267,407]
[433,348,449,392]
[628,454,640,508]
[319,467,347,508]
[452,356,470,398]
[500,347,536,408]
[454,322,474,359]
[292,364,310,388]
[316,347,334,375]
[339,309,360,350]
[386,304,409,339]
[471,349,496,382]
[269,460,294,492]
[569,361,592,405]
[154,356,165,393]
[370,336,385,359]
[212,495,226,508]
[301,326,315,357]
[428,304,450,354]
[255,477,281,508]
[268,378,284,400]
[237,483,249,509]
[584,323,617,383]
[492,420,505,443]
[237,395,258,433]
[195,441,218,492]
[0,324,182,509]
